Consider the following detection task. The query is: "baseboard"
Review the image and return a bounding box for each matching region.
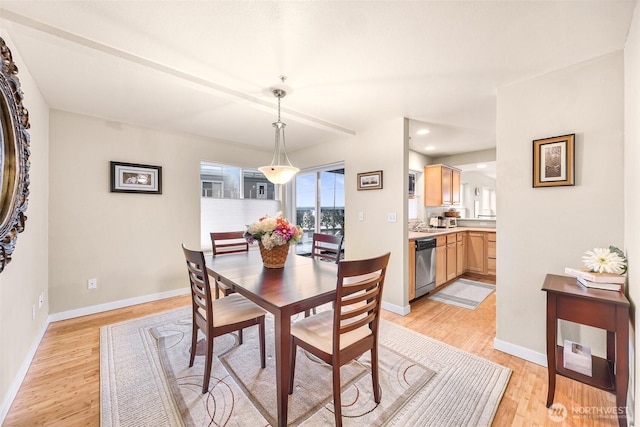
[48,287,190,322]
[493,337,547,367]
[0,316,50,425]
[382,301,411,316]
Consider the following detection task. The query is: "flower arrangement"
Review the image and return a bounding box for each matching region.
[244,212,303,250]
[581,245,627,275]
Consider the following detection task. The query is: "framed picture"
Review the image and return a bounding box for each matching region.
[110,161,162,194]
[533,134,575,188]
[357,170,383,190]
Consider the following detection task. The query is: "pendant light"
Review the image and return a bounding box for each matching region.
[258,87,299,184]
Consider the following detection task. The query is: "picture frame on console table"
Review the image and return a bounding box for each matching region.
[533,134,575,188]
[110,161,162,194]
[357,170,383,190]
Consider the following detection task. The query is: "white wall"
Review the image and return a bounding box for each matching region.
[495,52,624,363]
[0,34,49,421]
[48,110,273,314]
[625,2,640,422]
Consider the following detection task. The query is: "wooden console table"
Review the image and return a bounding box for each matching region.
[542,274,629,426]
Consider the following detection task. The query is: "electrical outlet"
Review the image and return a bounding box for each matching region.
[88,278,97,290]
[38,292,44,309]
[387,212,397,223]
[32,304,35,320]
[358,212,364,221]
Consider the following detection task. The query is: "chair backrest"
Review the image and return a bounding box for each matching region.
[211,231,249,255]
[182,244,213,326]
[333,252,391,352]
[311,233,344,264]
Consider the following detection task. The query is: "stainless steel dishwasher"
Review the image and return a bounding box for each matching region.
[414,237,437,298]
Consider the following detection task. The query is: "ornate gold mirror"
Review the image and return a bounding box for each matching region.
[0,37,31,272]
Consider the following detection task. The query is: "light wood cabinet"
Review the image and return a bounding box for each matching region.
[452,168,461,205]
[435,236,447,287]
[424,164,461,206]
[408,241,416,300]
[446,234,457,281]
[456,232,466,276]
[467,231,486,274]
[487,232,496,276]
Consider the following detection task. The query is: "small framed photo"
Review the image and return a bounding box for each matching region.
[533,134,575,188]
[357,170,383,190]
[110,161,162,194]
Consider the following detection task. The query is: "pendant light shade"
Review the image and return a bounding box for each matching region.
[258,88,299,185]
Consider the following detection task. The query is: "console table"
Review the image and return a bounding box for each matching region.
[542,273,629,426]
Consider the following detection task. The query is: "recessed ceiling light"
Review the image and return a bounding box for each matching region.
[425,146,435,151]
[477,164,487,169]
[416,129,430,135]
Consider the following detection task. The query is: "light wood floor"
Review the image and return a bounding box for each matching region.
[4,276,619,426]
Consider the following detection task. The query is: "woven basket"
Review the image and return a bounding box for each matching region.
[258,242,290,268]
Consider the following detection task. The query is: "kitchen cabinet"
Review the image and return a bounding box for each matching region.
[487,232,496,276]
[456,232,466,276]
[435,236,447,287]
[446,234,457,281]
[408,241,416,300]
[467,231,486,274]
[424,164,461,206]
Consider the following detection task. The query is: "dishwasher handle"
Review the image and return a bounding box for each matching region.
[415,238,436,251]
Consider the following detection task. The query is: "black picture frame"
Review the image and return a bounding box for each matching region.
[110,161,162,194]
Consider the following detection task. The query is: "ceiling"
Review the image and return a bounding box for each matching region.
[0,1,635,158]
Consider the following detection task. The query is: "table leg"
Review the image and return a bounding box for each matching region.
[274,311,291,427]
[546,293,557,407]
[615,308,628,427]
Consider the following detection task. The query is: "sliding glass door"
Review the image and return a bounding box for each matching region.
[294,165,344,256]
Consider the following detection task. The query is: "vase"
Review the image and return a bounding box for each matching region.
[258,242,290,268]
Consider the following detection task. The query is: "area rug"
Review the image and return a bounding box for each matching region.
[101,306,511,426]
[428,278,495,310]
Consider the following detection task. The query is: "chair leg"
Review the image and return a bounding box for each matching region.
[189,318,197,368]
[258,317,266,369]
[371,347,381,403]
[202,335,214,394]
[288,339,297,394]
[332,364,343,427]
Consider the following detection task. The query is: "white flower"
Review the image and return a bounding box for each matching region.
[582,247,627,274]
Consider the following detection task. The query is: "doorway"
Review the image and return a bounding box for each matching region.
[294,164,345,256]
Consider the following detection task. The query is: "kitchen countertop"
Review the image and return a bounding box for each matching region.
[409,227,496,240]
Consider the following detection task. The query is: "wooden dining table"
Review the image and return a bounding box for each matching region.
[205,249,339,427]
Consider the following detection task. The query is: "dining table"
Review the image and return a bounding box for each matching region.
[205,248,339,427]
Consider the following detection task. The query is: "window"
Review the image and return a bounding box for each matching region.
[243,169,275,200]
[200,163,277,200]
[200,163,240,199]
[294,164,345,256]
[200,162,280,250]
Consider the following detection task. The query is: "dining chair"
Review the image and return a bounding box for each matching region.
[304,232,345,316]
[311,232,343,263]
[288,252,391,427]
[182,244,266,394]
[210,231,249,299]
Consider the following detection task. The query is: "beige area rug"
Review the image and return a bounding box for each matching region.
[101,306,511,426]
[428,278,495,310]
